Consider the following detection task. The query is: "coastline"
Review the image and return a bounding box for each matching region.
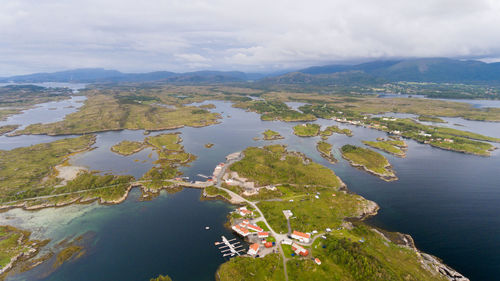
[341,154,398,182]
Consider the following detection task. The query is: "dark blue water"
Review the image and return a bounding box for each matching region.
[1,99,500,281]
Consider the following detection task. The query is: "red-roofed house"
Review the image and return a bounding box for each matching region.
[247,224,263,232]
[242,219,250,225]
[315,258,322,265]
[258,232,269,238]
[291,230,311,243]
[232,224,249,237]
[238,207,253,217]
[247,243,259,256]
[291,243,309,256]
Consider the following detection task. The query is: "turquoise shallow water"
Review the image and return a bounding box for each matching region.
[1,98,500,281]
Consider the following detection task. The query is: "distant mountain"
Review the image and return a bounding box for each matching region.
[258,71,384,86]
[297,58,500,83]
[0,68,265,83]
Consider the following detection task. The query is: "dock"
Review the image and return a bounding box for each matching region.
[217,236,245,257]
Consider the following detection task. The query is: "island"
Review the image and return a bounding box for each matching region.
[12,94,222,136]
[293,123,321,137]
[204,143,215,148]
[362,139,407,157]
[418,115,446,123]
[0,125,19,136]
[0,226,47,277]
[262,129,284,140]
[320,125,353,137]
[110,140,146,156]
[316,141,337,163]
[341,145,398,181]
[233,100,316,122]
[215,145,452,281]
[0,132,198,210]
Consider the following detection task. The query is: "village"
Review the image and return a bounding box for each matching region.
[204,152,326,267]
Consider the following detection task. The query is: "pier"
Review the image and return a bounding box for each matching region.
[216,236,245,257]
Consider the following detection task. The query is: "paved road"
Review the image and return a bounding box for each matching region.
[214,152,291,281]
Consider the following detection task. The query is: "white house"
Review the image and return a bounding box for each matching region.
[291,230,311,243]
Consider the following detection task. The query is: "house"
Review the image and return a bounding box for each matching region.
[282,239,293,245]
[258,232,269,239]
[444,138,454,143]
[247,243,259,256]
[241,219,250,225]
[291,243,309,256]
[238,207,253,217]
[315,258,322,265]
[291,230,311,243]
[247,224,263,232]
[232,224,249,237]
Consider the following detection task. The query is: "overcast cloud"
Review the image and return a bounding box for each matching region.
[1,0,500,75]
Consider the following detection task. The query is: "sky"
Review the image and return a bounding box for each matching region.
[1,0,500,76]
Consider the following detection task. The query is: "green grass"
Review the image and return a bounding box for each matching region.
[0,125,19,136]
[362,141,406,157]
[288,224,448,281]
[0,226,41,269]
[418,116,446,123]
[234,100,316,122]
[230,145,341,188]
[432,127,500,143]
[0,135,96,201]
[216,254,285,281]
[262,129,284,140]
[258,190,367,234]
[13,94,221,136]
[110,140,145,156]
[293,124,321,137]
[145,133,183,151]
[256,221,270,231]
[316,141,336,163]
[321,125,353,137]
[204,186,230,200]
[341,145,396,179]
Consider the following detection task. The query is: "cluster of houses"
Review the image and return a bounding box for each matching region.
[223,172,276,196]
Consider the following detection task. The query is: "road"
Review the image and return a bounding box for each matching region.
[214,152,291,281]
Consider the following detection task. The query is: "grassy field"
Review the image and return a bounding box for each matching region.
[0,125,19,136]
[293,123,321,137]
[341,145,397,180]
[204,185,230,200]
[233,100,316,122]
[13,94,221,135]
[316,141,337,163]
[288,224,447,281]
[321,125,353,137]
[262,129,284,140]
[362,140,406,157]
[418,115,446,123]
[258,190,369,233]
[216,254,285,281]
[230,145,342,188]
[110,140,145,156]
[276,92,500,121]
[0,135,96,201]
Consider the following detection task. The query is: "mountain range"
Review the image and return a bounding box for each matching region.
[2,58,500,84]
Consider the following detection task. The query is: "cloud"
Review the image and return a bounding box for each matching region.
[1,0,500,75]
